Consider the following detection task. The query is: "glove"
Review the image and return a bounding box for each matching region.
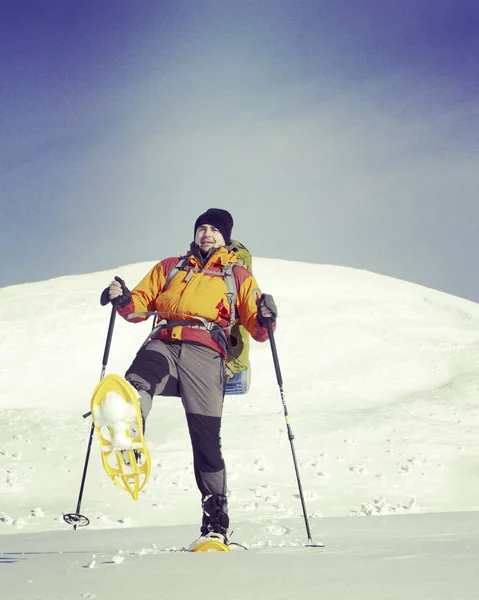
[256,293,278,326]
[100,276,132,307]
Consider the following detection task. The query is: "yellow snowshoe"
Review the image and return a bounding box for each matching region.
[190,534,231,552]
[90,374,151,500]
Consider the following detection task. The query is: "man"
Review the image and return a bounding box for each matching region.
[103,208,277,544]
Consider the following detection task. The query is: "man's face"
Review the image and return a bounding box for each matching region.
[195,223,226,252]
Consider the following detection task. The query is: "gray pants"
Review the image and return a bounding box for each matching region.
[125,340,227,497]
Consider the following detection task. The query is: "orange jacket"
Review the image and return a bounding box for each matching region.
[117,246,274,358]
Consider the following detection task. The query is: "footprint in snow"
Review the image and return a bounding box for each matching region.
[252,484,270,497]
[253,458,268,472]
[111,554,125,564]
[265,525,290,536]
[84,556,97,569]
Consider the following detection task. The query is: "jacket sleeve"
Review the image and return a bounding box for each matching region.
[117,262,165,323]
[235,271,276,342]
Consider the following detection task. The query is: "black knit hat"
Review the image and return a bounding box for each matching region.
[194,208,234,245]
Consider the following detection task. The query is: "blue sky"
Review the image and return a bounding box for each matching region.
[1,0,478,301]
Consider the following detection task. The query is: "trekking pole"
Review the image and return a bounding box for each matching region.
[266,319,322,548]
[63,304,117,531]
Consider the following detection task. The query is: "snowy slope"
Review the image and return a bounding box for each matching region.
[1,257,479,599]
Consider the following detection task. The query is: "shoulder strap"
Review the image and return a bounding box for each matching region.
[223,263,239,331]
[162,256,189,293]
[151,256,188,329]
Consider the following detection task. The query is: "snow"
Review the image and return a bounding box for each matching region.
[1,257,479,599]
[92,391,138,449]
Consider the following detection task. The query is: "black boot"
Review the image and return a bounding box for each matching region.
[200,494,229,542]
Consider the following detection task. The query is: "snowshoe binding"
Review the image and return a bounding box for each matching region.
[190,494,231,552]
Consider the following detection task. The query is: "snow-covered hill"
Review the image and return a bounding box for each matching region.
[1,257,479,599]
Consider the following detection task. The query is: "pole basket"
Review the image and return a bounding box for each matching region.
[63,513,90,528]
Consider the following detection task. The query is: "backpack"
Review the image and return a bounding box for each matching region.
[161,240,253,395]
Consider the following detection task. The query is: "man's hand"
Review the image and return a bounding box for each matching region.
[108,279,124,302]
[257,293,278,326]
[100,276,131,307]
